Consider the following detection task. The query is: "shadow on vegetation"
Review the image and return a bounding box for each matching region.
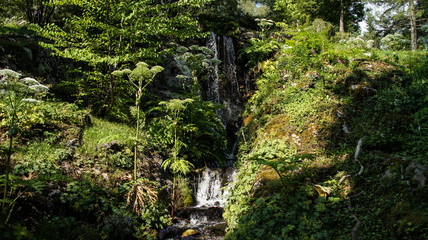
[225,51,428,239]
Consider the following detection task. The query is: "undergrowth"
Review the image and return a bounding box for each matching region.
[224,21,428,240]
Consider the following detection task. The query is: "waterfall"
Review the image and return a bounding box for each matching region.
[223,36,240,100]
[171,33,243,239]
[195,168,223,207]
[173,167,236,238]
[206,32,220,104]
[194,168,236,207]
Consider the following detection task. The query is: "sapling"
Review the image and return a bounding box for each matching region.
[158,98,195,216]
[112,62,163,215]
[0,69,48,221]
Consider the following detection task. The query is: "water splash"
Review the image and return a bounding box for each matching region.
[195,168,236,207]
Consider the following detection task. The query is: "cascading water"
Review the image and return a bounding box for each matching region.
[206,32,220,104]
[173,168,236,239]
[171,33,243,240]
[223,36,240,101]
[195,169,224,207]
[195,168,237,208]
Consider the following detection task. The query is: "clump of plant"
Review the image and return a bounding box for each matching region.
[241,18,279,67]
[157,98,195,216]
[0,69,48,223]
[112,62,164,215]
[175,45,220,97]
[380,33,410,50]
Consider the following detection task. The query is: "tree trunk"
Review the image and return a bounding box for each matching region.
[410,0,417,51]
[340,0,345,35]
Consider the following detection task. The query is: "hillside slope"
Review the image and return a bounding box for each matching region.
[224,26,428,240]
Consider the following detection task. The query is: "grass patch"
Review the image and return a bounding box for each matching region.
[79,116,135,156]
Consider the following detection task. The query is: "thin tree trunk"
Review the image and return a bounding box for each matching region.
[410,0,417,51]
[340,0,345,35]
[2,113,15,216]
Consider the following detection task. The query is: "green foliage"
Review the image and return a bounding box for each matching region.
[0,223,33,240]
[418,24,428,50]
[173,176,193,209]
[223,159,259,231]
[31,0,212,116]
[273,0,316,25]
[381,33,411,51]
[150,97,225,167]
[0,69,49,223]
[0,101,88,137]
[99,149,133,170]
[134,201,171,240]
[12,136,64,175]
[113,62,163,182]
[226,22,428,240]
[162,157,194,176]
[150,100,225,167]
[61,179,117,214]
[238,0,271,17]
[0,174,46,227]
[251,149,314,187]
[225,186,349,240]
[241,37,279,67]
[156,98,195,173]
[175,45,220,96]
[34,217,100,240]
[282,28,329,67]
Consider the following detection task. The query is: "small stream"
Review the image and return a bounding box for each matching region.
[173,168,236,239]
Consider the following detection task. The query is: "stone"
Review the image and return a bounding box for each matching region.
[96,140,120,152]
[23,47,33,61]
[406,161,428,187]
[182,229,198,237]
[350,83,377,98]
[66,138,80,149]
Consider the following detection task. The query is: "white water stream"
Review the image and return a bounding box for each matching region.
[195,168,236,208]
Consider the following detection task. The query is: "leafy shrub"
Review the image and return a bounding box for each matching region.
[223,159,259,231]
[134,201,172,240]
[149,98,225,167]
[174,176,193,209]
[339,36,365,48]
[0,101,88,137]
[381,33,411,51]
[225,189,349,240]
[241,37,279,67]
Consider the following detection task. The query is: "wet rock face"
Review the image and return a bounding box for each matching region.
[406,161,428,187]
[176,206,225,223]
[173,207,226,239]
